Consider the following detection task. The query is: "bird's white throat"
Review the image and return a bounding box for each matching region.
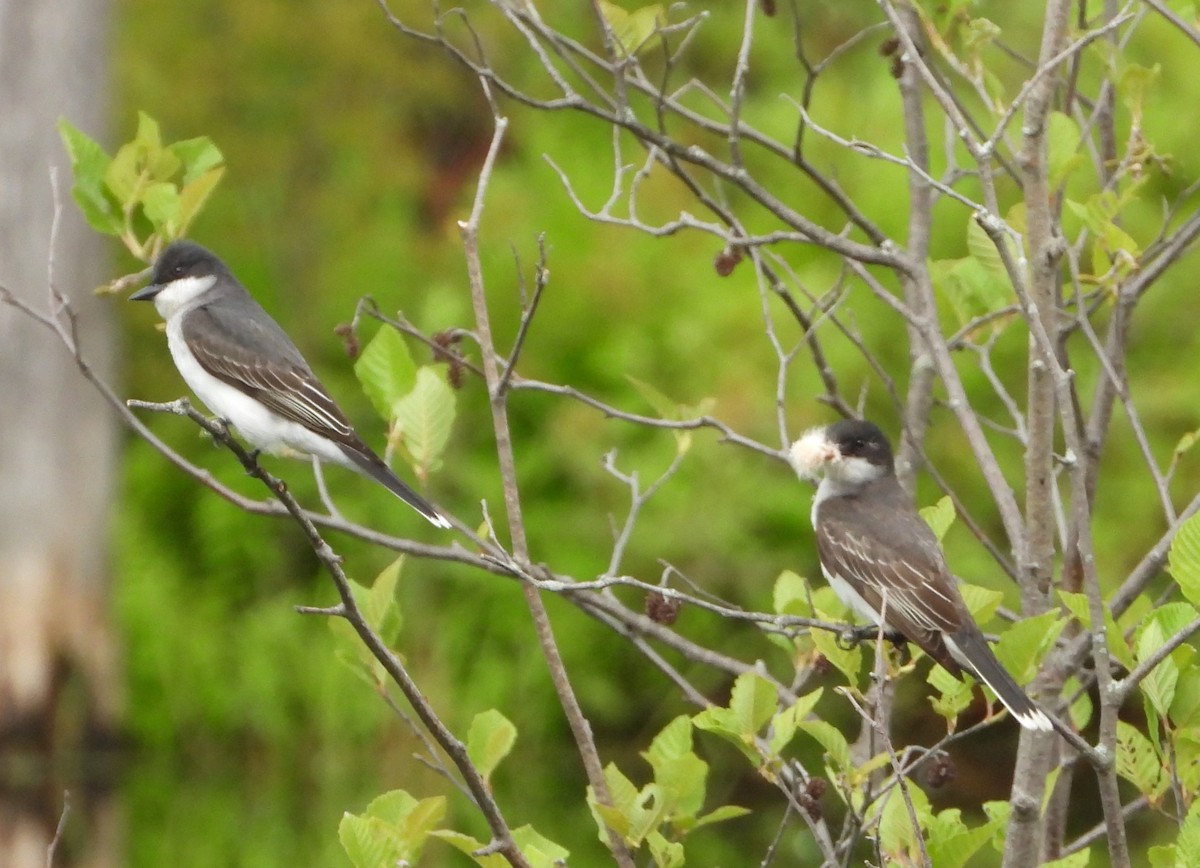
[152,274,217,320]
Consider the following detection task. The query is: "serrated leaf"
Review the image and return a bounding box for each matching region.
[399,795,446,850]
[967,217,1008,278]
[363,788,417,823]
[694,803,751,829]
[510,825,570,867]
[774,570,812,617]
[1137,602,1199,717]
[1170,512,1200,608]
[1058,590,1090,627]
[934,256,1011,328]
[929,663,973,726]
[104,141,142,203]
[797,719,851,773]
[810,621,863,684]
[768,689,823,755]
[338,813,401,868]
[919,496,956,541]
[365,556,404,646]
[1170,664,1200,728]
[958,583,1004,625]
[1116,719,1168,802]
[728,672,777,738]
[134,110,163,154]
[1065,676,1094,730]
[354,326,418,422]
[877,782,930,862]
[646,830,685,868]
[1047,111,1083,187]
[177,166,225,236]
[589,763,639,842]
[394,367,456,473]
[926,806,999,868]
[598,1,665,57]
[142,181,181,233]
[168,135,225,183]
[467,709,517,781]
[431,830,507,868]
[993,610,1066,684]
[1041,851,1091,868]
[59,125,123,235]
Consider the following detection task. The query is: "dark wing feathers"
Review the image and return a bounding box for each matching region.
[183,301,361,446]
[816,479,972,674]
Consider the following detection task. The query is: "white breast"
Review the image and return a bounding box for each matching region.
[163,314,353,469]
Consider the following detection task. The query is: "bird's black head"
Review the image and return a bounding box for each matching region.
[130,241,225,301]
[826,419,894,469]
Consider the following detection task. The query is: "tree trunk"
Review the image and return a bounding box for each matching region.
[0,0,119,861]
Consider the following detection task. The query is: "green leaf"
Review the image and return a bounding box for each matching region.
[1041,851,1091,868]
[1137,602,1199,717]
[1058,590,1090,627]
[796,719,851,774]
[933,255,1011,328]
[177,166,225,236]
[168,136,225,183]
[1170,664,1200,728]
[354,326,418,422]
[339,812,401,868]
[338,790,443,868]
[1046,111,1083,187]
[992,610,1066,684]
[58,119,122,235]
[919,496,956,541]
[967,217,1008,279]
[431,830,507,867]
[809,621,863,684]
[597,1,665,57]
[142,181,181,234]
[646,830,685,868]
[589,763,639,842]
[365,556,404,646]
[134,110,164,155]
[1170,512,1200,608]
[877,782,930,863]
[1115,720,1168,802]
[728,672,777,737]
[768,689,823,755]
[510,825,570,867]
[467,709,518,782]
[693,803,751,829]
[1065,675,1095,730]
[929,664,973,726]
[773,570,811,616]
[393,367,457,474]
[926,807,999,868]
[1058,590,1135,670]
[104,141,143,203]
[625,376,712,455]
[958,583,1004,625]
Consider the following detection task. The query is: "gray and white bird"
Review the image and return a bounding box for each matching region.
[131,240,449,528]
[789,418,1051,731]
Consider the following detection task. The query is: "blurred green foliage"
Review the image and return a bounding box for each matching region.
[107,0,1200,864]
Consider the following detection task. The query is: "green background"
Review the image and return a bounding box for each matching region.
[104,0,1200,864]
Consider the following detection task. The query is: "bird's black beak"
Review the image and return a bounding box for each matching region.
[128,283,161,302]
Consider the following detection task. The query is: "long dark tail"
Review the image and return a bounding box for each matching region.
[947,629,1053,732]
[338,444,450,529]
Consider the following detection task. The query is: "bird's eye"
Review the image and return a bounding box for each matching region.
[171,264,184,277]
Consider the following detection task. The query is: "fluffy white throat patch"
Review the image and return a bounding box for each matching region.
[151,273,217,320]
